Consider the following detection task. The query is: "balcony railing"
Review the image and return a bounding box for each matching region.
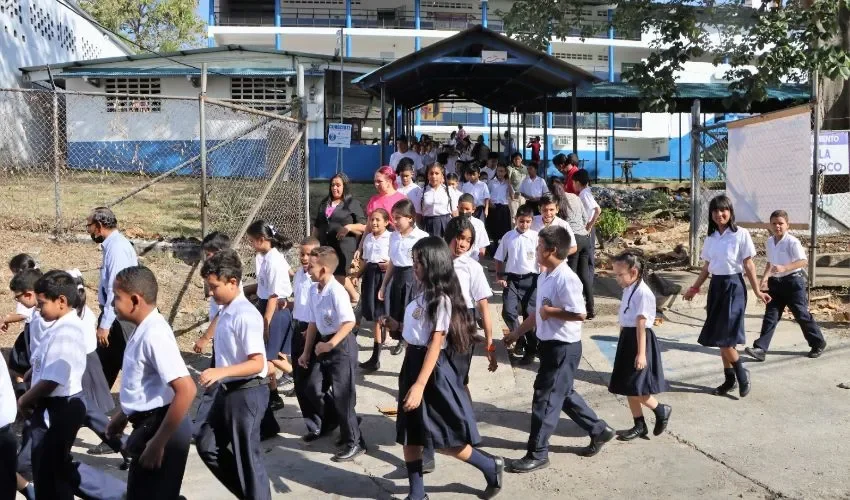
[524,113,643,131]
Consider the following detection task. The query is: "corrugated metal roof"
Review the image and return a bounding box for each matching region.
[57,68,323,78]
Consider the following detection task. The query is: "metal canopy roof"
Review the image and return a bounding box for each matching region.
[352,25,601,113]
[514,82,812,114]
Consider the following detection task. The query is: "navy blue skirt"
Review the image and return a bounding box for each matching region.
[698,274,747,347]
[266,308,293,358]
[608,327,668,396]
[396,345,481,449]
[422,214,451,239]
[388,266,416,323]
[361,263,385,322]
[486,204,512,246]
[445,308,478,386]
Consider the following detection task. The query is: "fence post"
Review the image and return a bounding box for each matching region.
[199,63,209,239]
[689,99,701,268]
[298,63,310,238]
[52,90,62,235]
[808,77,820,293]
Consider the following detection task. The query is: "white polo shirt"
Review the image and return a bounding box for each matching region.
[363,231,391,264]
[31,311,86,397]
[389,227,429,267]
[209,281,244,321]
[307,279,356,337]
[488,179,511,205]
[520,176,548,199]
[120,309,190,415]
[453,254,493,309]
[402,294,451,348]
[618,280,656,328]
[27,310,54,365]
[700,227,756,276]
[494,229,539,275]
[421,185,456,217]
[16,303,34,322]
[0,354,16,427]
[80,306,98,354]
[533,261,586,343]
[255,248,292,300]
[766,233,807,277]
[462,181,490,207]
[579,187,600,219]
[467,216,490,261]
[531,216,578,249]
[399,183,423,211]
[292,267,314,323]
[214,293,268,382]
[390,150,423,172]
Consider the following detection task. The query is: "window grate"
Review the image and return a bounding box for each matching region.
[104,78,162,113]
[230,77,290,112]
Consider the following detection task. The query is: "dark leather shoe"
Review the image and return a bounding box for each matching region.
[506,456,549,473]
[808,343,826,358]
[512,345,526,357]
[616,423,649,441]
[738,368,751,398]
[404,496,429,500]
[519,352,535,366]
[332,443,366,462]
[711,379,737,396]
[745,346,766,362]
[87,442,116,456]
[390,341,405,356]
[302,431,322,442]
[653,404,672,436]
[119,452,132,471]
[359,358,380,371]
[269,394,285,412]
[483,456,504,499]
[580,426,615,457]
[422,459,435,474]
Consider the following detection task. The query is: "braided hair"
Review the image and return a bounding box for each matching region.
[612,250,645,313]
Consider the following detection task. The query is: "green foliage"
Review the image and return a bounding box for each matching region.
[596,209,629,241]
[80,0,205,53]
[500,0,850,113]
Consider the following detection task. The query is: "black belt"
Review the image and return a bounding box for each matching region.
[769,272,803,281]
[127,405,168,426]
[221,376,269,393]
[507,272,537,280]
[423,214,450,219]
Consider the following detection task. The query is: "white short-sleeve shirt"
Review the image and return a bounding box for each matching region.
[363,231,391,264]
[421,185,455,217]
[255,248,292,300]
[699,227,757,276]
[488,180,511,205]
[579,187,600,219]
[209,281,243,321]
[453,254,493,309]
[531,216,578,249]
[80,306,98,354]
[292,267,314,323]
[462,181,490,207]
[120,309,190,414]
[618,280,656,328]
[494,229,539,275]
[389,227,429,267]
[532,261,586,343]
[0,354,16,427]
[766,233,807,277]
[481,167,496,182]
[214,293,268,382]
[16,303,34,322]
[306,279,357,337]
[520,176,548,199]
[402,294,451,347]
[31,311,87,397]
[28,310,54,365]
[466,216,490,262]
[399,183,423,211]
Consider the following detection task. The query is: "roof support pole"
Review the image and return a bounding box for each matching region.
[481,0,488,28]
[489,108,493,149]
[594,112,599,183]
[608,8,615,183]
[414,0,421,51]
[274,0,282,50]
[380,84,387,166]
[571,84,578,155]
[507,109,512,159]
[522,112,527,161]
[345,0,352,58]
[543,94,549,180]
[208,0,215,47]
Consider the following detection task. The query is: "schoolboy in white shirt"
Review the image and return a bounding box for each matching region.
[457,193,490,261]
[531,194,577,258]
[572,169,600,265]
[461,165,491,221]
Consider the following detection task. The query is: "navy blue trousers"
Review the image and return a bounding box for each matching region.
[527,340,607,460]
[126,410,192,500]
[30,395,87,500]
[0,425,15,500]
[502,273,538,354]
[318,334,362,447]
[755,274,825,352]
[196,384,271,500]
[291,321,338,435]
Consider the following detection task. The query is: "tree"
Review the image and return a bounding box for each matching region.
[500,0,850,129]
[80,0,206,53]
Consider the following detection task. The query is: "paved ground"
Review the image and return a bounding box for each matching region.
[63,271,849,500]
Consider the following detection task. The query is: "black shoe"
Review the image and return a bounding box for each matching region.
[711,378,737,396]
[616,423,649,441]
[404,496,429,500]
[282,387,297,398]
[331,443,366,462]
[507,456,549,473]
[653,404,672,436]
[737,368,751,398]
[302,431,322,442]
[745,346,766,362]
[580,426,615,457]
[119,451,132,471]
[512,345,526,357]
[586,312,595,320]
[390,341,405,356]
[483,456,504,499]
[269,394,285,412]
[422,459,436,474]
[359,358,380,371]
[261,430,279,441]
[87,442,116,456]
[808,343,826,358]
[519,352,535,366]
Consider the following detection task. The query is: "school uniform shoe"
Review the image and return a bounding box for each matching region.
[579,426,615,457]
[512,345,526,357]
[483,456,505,499]
[359,358,380,372]
[653,404,672,436]
[518,352,535,366]
[87,441,117,456]
[745,346,766,362]
[269,393,285,412]
[616,422,649,441]
[332,441,367,462]
[506,456,549,473]
[808,342,827,358]
[390,341,406,356]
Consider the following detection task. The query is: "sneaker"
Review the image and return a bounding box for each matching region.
[808,343,826,358]
[745,346,766,362]
[269,393,285,412]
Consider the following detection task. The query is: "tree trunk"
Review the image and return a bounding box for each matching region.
[819,2,850,131]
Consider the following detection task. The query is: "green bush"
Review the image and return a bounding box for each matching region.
[596,208,628,241]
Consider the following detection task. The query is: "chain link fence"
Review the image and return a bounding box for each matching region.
[0,88,308,261]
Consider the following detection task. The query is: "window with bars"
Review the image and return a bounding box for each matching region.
[104,78,161,113]
[554,52,593,61]
[230,77,290,112]
[429,1,471,9]
[597,54,608,62]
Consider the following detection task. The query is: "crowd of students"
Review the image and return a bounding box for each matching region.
[0,150,828,499]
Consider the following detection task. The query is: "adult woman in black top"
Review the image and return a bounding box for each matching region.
[312,172,366,302]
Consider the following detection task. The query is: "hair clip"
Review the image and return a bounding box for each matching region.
[267,224,277,236]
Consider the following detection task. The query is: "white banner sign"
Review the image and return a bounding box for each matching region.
[328,123,352,148]
[481,50,507,63]
[818,131,849,175]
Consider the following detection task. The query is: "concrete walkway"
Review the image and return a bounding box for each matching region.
[68,280,850,499]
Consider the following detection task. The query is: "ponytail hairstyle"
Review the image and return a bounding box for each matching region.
[612,250,645,314]
[9,253,38,274]
[65,268,87,317]
[411,237,475,353]
[246,220,293,251]
[421,163,451,214]
[707,194,737,235]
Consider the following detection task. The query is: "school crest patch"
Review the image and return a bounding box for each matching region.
[412,306,424,320]
[541,297,553,308]
[323,310,334,326]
